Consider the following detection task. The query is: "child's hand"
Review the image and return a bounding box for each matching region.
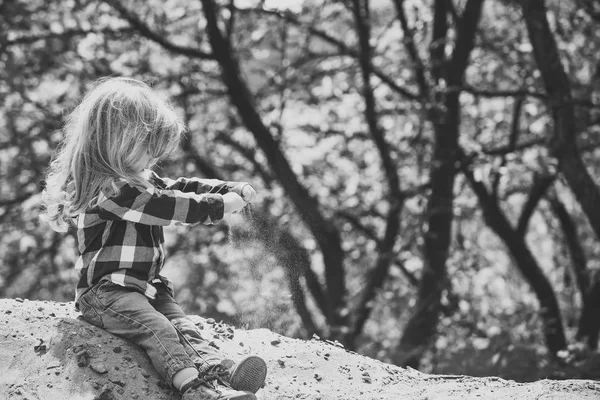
[240,184,256,203]
[223,192,245,214]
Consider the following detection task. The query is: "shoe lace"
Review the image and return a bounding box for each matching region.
[195,364,232,390]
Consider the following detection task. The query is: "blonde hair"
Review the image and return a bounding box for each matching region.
[41,77,185,232]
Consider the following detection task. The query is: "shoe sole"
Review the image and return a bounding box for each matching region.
[229,356,267,394]
[226,393,256,400]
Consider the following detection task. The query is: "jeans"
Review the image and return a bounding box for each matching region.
[77,280,222,386]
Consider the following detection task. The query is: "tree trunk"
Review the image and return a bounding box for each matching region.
[521,0,600,241]
[182,141,327,337]
[396,0,484,368]
[346,0,404,349]
[577,276,600,349]
[551,196,600,350]
[200,0,348,336]
[461,156,567,355]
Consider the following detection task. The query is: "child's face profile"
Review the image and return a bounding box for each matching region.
[132,150,153,173]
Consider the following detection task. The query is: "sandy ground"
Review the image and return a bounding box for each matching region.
[1,298,599,400]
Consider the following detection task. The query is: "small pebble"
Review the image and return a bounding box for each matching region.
[90,362,108,374]
[47,361,61,370]
[110,378,126,387]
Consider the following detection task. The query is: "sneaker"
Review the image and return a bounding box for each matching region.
[181,376,256,400]
[205,356,267,394]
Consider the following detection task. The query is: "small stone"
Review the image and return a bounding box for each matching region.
[271,339,281,346]
[76,350,89,367]
[90,362,108,374]
[72,344,86,353]
[34,339,47,355]
[157,380,169,389]
[362,372,372,384]
[109,378,125,387]
[15,298,24,303]
[113,346,122,353]
[206,318,216,324]
[47,361,61,370]
[314,373,323,382]
[95,385,116,400]
[277,359,285,367]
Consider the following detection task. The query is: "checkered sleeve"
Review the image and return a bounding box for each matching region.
[97,183,224,226]
[150,171,248,197]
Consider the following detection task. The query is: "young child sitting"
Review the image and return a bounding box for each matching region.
[41,77,267,400]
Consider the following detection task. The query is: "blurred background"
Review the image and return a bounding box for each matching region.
[1,0,600,382]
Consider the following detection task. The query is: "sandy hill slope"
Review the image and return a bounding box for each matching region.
[1,298,599,400]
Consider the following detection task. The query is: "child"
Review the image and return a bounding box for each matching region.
[41,77,267,400]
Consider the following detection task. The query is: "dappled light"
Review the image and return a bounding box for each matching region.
[1,0,600,395]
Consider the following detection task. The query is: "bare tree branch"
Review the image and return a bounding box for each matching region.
[463,85,546,99]
[347,0,404,347]
[458,148,567,354]
[482,137,545,156]
[200,0,348,336]
[5,28,134,46]
[548,196,588,296]
[336,210,418,287]
[102,0,214,60]
[393,0,428,98]
[516,173,556,236]
[492,96,524,197]
[234,6,420,101]
[522,0,600,242]
[215,131,274,188]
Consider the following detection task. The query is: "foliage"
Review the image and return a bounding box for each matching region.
[1,0,600,381]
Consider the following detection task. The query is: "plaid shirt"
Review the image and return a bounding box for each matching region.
[74,171,246,304]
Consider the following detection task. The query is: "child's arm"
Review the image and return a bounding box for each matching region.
[96,183,244,226]
[149,171,251,199]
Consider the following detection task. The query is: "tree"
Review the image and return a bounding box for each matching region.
[2,0,600,378]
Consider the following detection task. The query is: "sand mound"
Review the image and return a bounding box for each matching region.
[1,298,599,400]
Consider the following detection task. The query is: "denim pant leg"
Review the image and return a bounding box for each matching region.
[151,284,223,371]
[77,281,195,386]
